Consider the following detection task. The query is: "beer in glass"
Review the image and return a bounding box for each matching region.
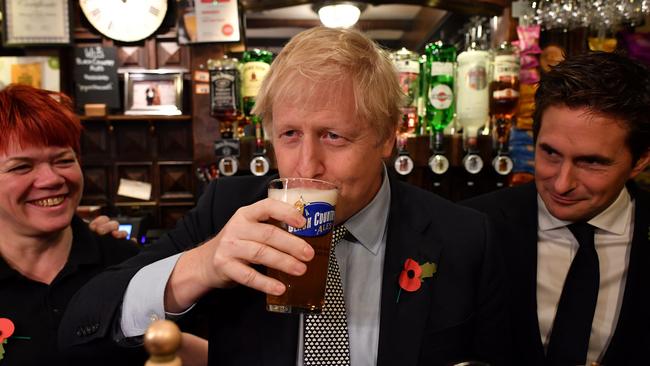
[266,178,338,313]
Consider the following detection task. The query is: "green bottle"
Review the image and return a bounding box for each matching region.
[241,49,273,117]
[425,41,456,132]
[416,54,428,136]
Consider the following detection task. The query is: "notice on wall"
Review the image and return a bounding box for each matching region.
[73,46,119,111]
[0,56,60,91]
[117,179,152,201]
[195,0,241,43]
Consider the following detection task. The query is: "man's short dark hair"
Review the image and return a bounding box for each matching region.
[533,51,650,162]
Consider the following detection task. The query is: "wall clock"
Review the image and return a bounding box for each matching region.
[80,0,168,42]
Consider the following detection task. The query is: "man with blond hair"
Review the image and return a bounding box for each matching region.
[60,27,510,366]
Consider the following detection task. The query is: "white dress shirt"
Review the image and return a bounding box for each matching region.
[537,187,634,363]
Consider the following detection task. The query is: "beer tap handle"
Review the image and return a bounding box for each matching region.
[393,133,414,176]
[428,130,450,175]
[144,320,182,366]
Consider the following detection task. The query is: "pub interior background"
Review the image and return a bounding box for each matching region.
[1,0,649,242]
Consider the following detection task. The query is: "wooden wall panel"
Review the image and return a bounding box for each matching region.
[157,121,193,160]
[114,122,153,160]
[159,163,194,200]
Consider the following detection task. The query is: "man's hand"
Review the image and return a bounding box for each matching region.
[88,215,129,239]
[164,198,314,312]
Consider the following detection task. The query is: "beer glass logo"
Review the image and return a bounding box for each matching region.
[288,199,335,237]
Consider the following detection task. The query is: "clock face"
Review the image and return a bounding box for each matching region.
[80,0,168,42]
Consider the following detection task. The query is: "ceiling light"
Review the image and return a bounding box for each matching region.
[314,2,366,29]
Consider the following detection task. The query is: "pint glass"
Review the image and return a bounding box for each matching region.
[266,178,338,314]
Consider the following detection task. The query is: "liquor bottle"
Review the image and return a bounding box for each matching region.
[390,47,420,136]
[490,41,520,120]
[425,40,456,133]
[241,49,273,117]
[209,56,241,138]
[489,41,520,175]
[416,55,428,136]
[457,41,490,140]
[457,17,490,174]
[456,17,490,135]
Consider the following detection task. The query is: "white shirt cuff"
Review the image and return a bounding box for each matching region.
[120,253,185,337]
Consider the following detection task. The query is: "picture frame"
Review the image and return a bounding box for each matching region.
[124,71,184,116]
[2,0,71,46]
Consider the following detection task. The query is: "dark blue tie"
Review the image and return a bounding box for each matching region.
[546,222,599,365]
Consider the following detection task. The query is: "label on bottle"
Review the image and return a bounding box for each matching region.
[493,55,520,81]
[287,201,335,237]
[394,59,419,74]
[429,84,453,109]
[457,51,489,126]
[417,95,425,116]
[466,64,487,90]
[242,61,270,98]
[430,62,453,77]
[492,88,520,99]
[210,70,238,112]
[398,72,419,106]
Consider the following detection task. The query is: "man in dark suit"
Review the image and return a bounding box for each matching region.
[59,27,509,366]
[463,52,650,365]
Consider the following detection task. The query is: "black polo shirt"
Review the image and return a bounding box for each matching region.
[0,216,145,366]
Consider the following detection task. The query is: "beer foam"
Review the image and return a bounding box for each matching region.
[268,187,337,206]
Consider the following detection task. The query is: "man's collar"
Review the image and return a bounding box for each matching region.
[342,165,391,254]
[538,187,632,235]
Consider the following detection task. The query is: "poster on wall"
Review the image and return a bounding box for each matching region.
[73,46,120,111]
[177,0,241,43]
[0,57,60,91]
[2,0,71,46]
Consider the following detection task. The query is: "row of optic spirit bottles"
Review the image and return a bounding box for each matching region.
[207,49,274,178]
[390,18,520,176]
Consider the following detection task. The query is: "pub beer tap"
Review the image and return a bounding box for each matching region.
[215,139,240,177]
[249,115,271,176]
[393,123,414,176]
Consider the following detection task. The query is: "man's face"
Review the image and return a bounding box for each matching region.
[535,105,649,221]
[0,143,83,237]
[271,81,394,223]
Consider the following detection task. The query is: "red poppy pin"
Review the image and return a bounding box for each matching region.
[0,318,15,361]
[397,258,437,303]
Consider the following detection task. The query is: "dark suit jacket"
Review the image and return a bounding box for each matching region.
[59,174,510,366]
[462,182,650,365]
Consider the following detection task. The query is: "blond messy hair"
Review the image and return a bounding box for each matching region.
[252,26,403,143]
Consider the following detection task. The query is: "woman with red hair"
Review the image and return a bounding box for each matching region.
[0,84,144,366]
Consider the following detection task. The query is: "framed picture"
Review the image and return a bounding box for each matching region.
[124,71,183,115]
[2,0,71,46]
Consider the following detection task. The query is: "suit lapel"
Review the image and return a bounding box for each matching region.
[500,183,545,362]
[377,176,440,366]
[601,186,650,363]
